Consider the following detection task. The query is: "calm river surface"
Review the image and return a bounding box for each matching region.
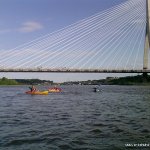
[0,85,150,150]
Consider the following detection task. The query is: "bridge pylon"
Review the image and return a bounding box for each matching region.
[143,0,150,70]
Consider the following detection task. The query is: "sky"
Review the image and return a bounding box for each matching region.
[0,0,127,49]
[0,0,142,82]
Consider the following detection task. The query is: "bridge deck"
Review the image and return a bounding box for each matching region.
[0,69,150,73]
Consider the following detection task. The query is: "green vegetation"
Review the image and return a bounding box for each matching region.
[108,75,149,85]
[0,77,53,85]
[0,77,18,85]
[1,75,150,85]
[15,79,53,85]
[62,75,150,85]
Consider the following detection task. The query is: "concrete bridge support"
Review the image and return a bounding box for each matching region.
[143,0,150,79]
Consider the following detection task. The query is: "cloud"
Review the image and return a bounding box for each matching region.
[0,21,43,34]
[18,21,43,33]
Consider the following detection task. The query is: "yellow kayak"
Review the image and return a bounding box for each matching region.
[26,90,49,95]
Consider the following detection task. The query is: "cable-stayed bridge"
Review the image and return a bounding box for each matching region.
[0,0,150,73]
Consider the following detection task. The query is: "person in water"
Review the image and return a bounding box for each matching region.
[29,85,37,92]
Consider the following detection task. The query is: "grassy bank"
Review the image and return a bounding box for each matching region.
[0,77,53,85]
[0,77,18,85]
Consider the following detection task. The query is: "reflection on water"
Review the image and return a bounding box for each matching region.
[0,85,150,150]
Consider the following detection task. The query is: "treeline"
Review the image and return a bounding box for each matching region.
[1,75,150,85]
[63,75,150,85]
[0,77,53,85]
[0,77,18,85]
[15,79,53,85]
[108,75,150,85]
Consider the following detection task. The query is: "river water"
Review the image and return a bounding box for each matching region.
[0,85,150,150]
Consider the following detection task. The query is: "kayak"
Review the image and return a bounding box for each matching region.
[26,90,49,95]
[48,88,61,93]
[26,91,49,95]
[48,89,61,93]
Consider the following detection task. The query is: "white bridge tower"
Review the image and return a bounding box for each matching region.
[144,0,150,69]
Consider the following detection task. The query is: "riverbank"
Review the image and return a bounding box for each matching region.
[0,77,18,85]
[0,75,150,85]
[63,75,150,85]
[0,77,53,85]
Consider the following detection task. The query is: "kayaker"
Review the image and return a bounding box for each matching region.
[29,85,37,92]
[93,87,100,92]
[54,86,61,91]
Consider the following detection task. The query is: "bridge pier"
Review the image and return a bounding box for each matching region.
[142,0,150,81]
[143,72,148,81]
[143,34,149,70]
[143,0,150,70]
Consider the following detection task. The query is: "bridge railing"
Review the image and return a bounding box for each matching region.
[0,68,149,73]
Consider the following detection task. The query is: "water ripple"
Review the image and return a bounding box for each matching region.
[0,85,150,150]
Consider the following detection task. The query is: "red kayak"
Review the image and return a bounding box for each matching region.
[48,87,61,93]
